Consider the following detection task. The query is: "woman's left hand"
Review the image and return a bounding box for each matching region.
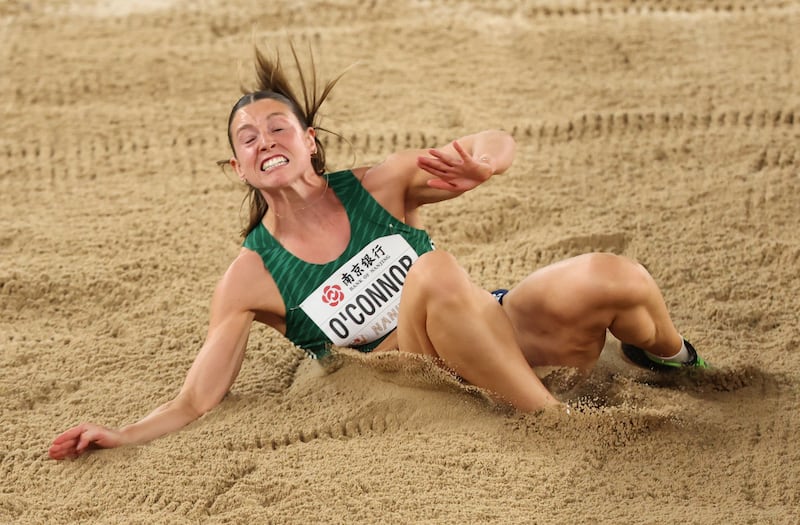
[417,140,494,193]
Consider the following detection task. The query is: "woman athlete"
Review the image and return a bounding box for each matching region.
[49,47,708,460]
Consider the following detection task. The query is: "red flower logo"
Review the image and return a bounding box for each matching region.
[322,284,345,307]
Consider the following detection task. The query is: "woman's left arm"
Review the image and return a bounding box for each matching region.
[408,129,516,207]
[359,129,516,221]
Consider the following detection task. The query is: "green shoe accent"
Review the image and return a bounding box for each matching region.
[621,339,710,372]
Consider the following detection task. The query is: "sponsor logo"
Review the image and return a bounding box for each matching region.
[321,284,344,307]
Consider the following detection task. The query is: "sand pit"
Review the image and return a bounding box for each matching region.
[1,1,799,523]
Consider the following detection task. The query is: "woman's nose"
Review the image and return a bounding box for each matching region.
[258,133,275,150]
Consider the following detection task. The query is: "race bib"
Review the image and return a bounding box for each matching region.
[300,234,419,347]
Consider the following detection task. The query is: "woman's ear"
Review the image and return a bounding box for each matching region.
[306,127,317,153]
[229,157,246,182]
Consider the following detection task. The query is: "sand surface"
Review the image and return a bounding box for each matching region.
[2,0,799,523]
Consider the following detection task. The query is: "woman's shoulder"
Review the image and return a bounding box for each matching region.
[331,150,420,184]
[360,154,417,203]
[214,248,284,319]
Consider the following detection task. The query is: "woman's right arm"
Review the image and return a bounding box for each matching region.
[49,250,273,460]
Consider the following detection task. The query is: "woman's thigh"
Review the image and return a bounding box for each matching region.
[392,250,492,357]
[501,253,636,368]
[390,250,562,410]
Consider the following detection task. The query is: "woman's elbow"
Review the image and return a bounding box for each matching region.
[490,130,516,174]
[177,390,224,419]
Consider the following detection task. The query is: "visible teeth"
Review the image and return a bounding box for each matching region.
[261,156,288,171]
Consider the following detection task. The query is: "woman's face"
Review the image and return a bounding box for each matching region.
[229,98,317,189]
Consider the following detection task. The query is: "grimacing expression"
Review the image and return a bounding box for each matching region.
[229,98,317,185]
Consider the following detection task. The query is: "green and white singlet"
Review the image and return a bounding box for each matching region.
[243,170,435,359]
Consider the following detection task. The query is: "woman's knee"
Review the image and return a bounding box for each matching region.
[404,251,472,303]
[579,252,653,305]
[406,250,460,285]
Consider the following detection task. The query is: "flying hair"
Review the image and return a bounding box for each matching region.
[222,42,350,238]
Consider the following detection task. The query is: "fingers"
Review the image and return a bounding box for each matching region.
[417,151,467,180]
[48,440,73,460]
[417,157,452,179]
[48,424,85,459]
[416,140,491,193]
[450,140,470,161]
[419,140,485,177]
[417,156,460,191]
[49,423,109,460]
[424,141,470,168]
[426,147,457,166]
[49,436,82,460]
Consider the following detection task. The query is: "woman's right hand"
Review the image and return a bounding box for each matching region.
[48,423,127,460]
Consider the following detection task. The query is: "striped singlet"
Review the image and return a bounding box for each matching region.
[243,170,435,359]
